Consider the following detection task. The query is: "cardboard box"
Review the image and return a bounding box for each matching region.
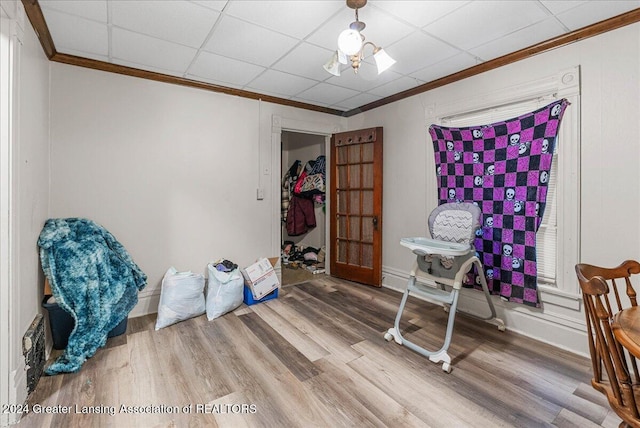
[268,256,282,286]
[242,258,280,300]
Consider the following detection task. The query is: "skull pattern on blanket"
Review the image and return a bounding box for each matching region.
[429,99,569,307]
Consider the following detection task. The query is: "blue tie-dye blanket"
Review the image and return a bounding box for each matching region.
[429,99,568,307]
[38,218,147,374]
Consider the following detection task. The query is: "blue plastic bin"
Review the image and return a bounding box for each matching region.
[42,296,127,350]
[243,285,278,306]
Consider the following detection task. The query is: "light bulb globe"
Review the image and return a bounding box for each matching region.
[337,29,363,56]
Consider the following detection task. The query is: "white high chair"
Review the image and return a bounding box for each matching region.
[384,202,505,373]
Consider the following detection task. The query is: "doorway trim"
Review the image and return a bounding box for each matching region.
[271,115,342,276]
[0,3,23,424]
[0,13,12,427]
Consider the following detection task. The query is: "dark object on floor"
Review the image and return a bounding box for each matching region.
[282,240,294,256]
[42,296,127,350]
[23,314,45,394]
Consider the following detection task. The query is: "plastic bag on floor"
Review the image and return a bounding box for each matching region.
[206,263,244,320]
[155,267,205,330]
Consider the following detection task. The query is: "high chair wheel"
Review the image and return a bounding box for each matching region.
[442,363,452,373]
[384,332,393,341]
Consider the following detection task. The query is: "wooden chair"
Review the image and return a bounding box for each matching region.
[575,261,640,427]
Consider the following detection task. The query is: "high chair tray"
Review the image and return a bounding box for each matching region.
[400,237,470,256]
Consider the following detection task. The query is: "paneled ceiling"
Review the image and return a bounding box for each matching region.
[36,0,640,115]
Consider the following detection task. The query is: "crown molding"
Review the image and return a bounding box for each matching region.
[21,1,640,118]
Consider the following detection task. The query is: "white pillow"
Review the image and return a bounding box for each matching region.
[155,267,205,330]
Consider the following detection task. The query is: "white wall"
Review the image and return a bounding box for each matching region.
[16,0,50,341]
[49,64,344,315]
[348,23,640,355]
[1,0,50,421]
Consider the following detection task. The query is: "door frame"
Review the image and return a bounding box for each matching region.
[0,13,12,427]
[271,115,341,277]
[0,4,22,424]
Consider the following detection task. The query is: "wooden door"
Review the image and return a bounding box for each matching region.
[330,127,383,287]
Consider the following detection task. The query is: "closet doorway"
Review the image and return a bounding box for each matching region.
[281,131,327,286]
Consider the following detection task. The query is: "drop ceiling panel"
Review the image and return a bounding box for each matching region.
[539,1,588,15]
[367,75,425,98]
[112,28,198,74]
[334,92,381,110]
[469,17,567,61]
[271,42,336,82]
[204,15,300,67]
[41,8,109,56]
[190,0,229,12]
[385,31,462,75]
[110,1,221,48]
[295,82,360,107]
[424,1,550,51]
[188,51,266,86]
[245,69,318,97]
[39,0,107,23]
[409,52,479,82]
[33,0,640,114]
[224,0,344,39]
[553,0,640,30]
[372,0,469,29]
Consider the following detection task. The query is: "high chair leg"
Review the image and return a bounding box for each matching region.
[384,274,460,373]
[454,259,505,332]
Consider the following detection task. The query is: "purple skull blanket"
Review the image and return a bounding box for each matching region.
[429,99,569,307]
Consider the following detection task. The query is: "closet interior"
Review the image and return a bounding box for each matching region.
[281,131,327,286]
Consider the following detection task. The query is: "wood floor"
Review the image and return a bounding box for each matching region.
[18,277,621,428]
[281,265,316,286]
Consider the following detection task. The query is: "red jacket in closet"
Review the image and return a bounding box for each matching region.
[286,195,316,236]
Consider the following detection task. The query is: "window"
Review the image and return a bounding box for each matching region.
[439,98,558,285]
[427,67,580,302]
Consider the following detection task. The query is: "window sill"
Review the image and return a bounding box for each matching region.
[538,283,581,311]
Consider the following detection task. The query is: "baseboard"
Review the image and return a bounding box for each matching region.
[130,290,161,318]
[382,265,589,358]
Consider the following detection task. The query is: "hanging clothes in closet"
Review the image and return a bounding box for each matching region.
[281,160,302,223]
[283,155,326,236]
